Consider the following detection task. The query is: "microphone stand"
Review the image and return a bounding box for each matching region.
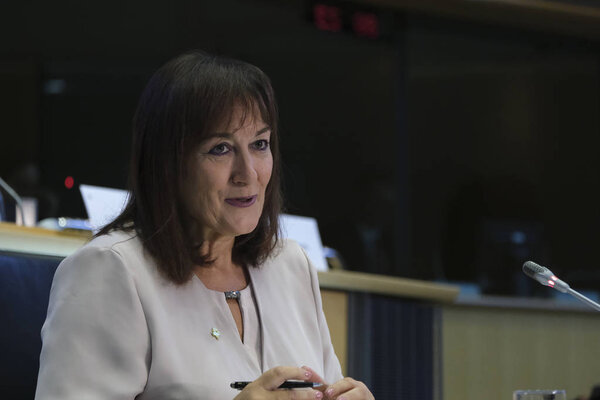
[567,288,600,312]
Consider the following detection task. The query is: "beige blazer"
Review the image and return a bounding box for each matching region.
[35,231,342,399]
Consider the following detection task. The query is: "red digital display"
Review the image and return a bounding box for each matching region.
[352,11,379,39]
[311,2,382,40]
[313,4,343,32]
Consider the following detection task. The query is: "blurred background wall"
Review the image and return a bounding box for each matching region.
[0,0,599,295]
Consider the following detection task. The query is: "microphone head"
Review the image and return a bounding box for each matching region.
[522,261,548,278]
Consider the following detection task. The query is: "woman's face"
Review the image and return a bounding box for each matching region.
[181,105,273,242]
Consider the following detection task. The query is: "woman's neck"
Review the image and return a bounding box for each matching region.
[194,235,248,292]
[198,235,236,268]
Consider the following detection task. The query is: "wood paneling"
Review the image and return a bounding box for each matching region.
[442,305,600,400]
[321,290,348,376]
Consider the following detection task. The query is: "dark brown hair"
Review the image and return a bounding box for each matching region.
[98,50,282,284]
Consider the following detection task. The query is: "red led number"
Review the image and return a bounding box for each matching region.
[314,4,342,32]
[352,11,379,39]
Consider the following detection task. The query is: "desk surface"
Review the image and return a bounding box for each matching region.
[0,222,91,258]
[0,222,459,302]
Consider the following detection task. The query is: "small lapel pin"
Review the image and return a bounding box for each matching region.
[210,327,221,340]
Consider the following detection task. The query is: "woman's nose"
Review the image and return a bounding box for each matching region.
[230,150,257,185]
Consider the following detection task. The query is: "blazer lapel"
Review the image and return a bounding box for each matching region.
[247,263,272,373]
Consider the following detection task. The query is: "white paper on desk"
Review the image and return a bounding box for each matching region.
[80,184,129,233]
[279,214,328,272]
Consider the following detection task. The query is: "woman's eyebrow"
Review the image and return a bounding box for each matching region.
[255,126,271,136]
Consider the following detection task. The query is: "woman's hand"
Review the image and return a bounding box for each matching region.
[233,366,324,399]
[322,377,374,400]
[302,366,375,400]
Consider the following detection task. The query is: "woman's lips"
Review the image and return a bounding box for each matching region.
[225,195,257,208]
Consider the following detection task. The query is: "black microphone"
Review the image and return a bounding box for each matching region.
[522,261,600,311]
[522,261,570,293]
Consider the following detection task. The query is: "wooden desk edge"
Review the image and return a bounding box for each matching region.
[0,221,92,240]
[0,222,90,257]
[318,270,460,303]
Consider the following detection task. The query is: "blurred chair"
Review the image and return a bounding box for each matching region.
[0,252,61,399]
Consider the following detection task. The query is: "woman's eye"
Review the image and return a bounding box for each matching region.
[252,140,270,151]
[208,143,231,155]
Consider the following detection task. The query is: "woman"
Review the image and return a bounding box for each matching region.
[35,51,374,399]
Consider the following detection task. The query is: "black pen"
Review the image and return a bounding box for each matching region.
[230,381,323,390]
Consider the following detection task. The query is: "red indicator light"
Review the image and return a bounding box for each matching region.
[64,176,74,189]
[313,4,342,32]
[547,280,555,286]
[352,11,379,39]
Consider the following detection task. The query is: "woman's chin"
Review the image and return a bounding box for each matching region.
[235,226,258,237]
[228,221,260,238]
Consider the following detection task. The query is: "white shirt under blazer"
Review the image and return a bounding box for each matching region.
[35,231,343,399]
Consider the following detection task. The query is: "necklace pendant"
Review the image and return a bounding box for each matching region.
[210,327,221,340]
[224,290,241,300]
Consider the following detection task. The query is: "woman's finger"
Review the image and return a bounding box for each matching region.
[234,366,330,399]
[324,377,374,400]
[235,384,323,400]
[300,365,327,385]
[324,377,355,398]
[255,366,314,391]
[272,389,323,400]
[329,387,370,400]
